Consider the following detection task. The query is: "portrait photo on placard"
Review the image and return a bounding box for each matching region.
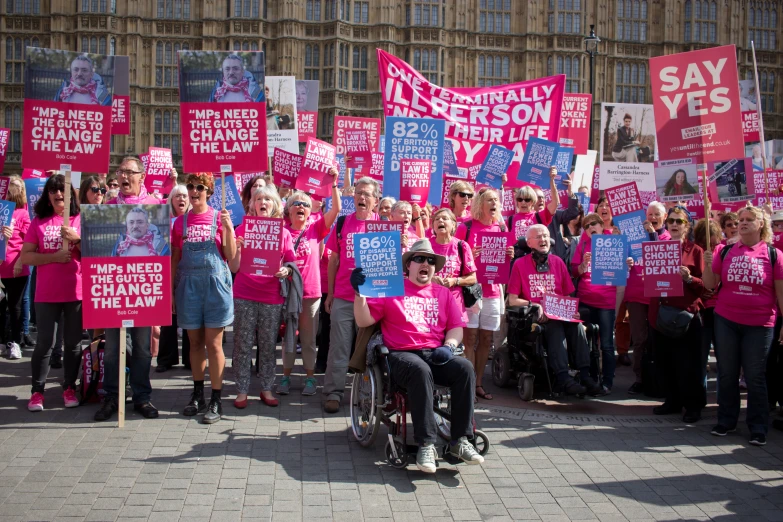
[178,51,265,104]
[655,162,699,201]
[295,80,319,112]
[25,48,115,106]
[601,104,656,164]
[80,204,171,258]
[739,79,757,111]
[265,76,296,131]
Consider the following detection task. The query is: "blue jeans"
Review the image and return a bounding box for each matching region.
[581,304,616,389]
[103,327,153,404]
[714,313,773,435]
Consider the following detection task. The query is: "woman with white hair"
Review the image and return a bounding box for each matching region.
[509,168,559,240]
[230,186,296,409]
[391,200,425,251]
[378,197,395,221]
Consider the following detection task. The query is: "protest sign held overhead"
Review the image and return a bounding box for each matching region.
[739,79,760,142]
[475,231,513,285]
[650,45,744,163]
[355,231,404,298]
[265,76,299,156]
[295,79,319,142]
[0,200,15,261]
[604,181,643,216]
[542,294,581,323]
[273,148,302,188]
[323,196,356,219]
[333,116,381,156]
[383,116,445,205]
[24,176,47,219]
[591,234,629,286]
[23,48,115,172]
[475,144,514,190]
[239,216,283,277]
[517,137,557,187]
[207,174,244,226]
[558,94,592,155]
[599,103,657,193]
[399,158,432,204]
[642,240,683,298]
[111,56,130,135]
[80,204,172,329]
[345,129,372,170]
[366,152,385,182]
[178,50,267,172]
[707,157,755,206]
[296,137,336,199]
[378,49,565,181]
[613,210,647,261]
[553,146,574,190]
[0,177,9,201]
[143,147,174,197]
[442,140,460,177]
[654,158,699,202]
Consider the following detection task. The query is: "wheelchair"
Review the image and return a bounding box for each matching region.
[492,305,601,401]
[349,339,490,469]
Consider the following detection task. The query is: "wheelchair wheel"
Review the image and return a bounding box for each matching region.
[434,391,452,441]
[492,343,511,388]
[473,429,490,456]
[350,364,383,447]
[385,438,408,469]
[518,373,535,402]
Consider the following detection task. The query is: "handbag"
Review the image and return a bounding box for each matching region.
[656,304,694,339]
[457,240,482,308]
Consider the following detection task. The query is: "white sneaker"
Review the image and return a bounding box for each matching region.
[416,444,437,473]
[449,437,484,465]
[7,342,21,360]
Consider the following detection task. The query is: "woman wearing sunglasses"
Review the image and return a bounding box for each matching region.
[510,167,559,241]
[448,181,474,222]
[719,212,739,245]
[647,207,706,423]
[278,178,340,397]
[230,186,297,408]
[430,208,477,320]
[0,177,30,361]
[21,174,83,412]
[172,173,237,424]
[78,175,107,206]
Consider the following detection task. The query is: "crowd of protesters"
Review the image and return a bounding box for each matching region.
[3,155,782,448]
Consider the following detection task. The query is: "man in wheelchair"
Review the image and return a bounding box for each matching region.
[351,239,484,473]
[507,225,603,396]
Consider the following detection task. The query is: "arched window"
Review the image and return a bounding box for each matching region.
[617,0,647,41]
[686,0,717,42]
[351,46,368,91]
[154,109,182,156]
[549,0,580,34]
[478,53,511,87]
[748,2,778,49]
[616,62,646,103]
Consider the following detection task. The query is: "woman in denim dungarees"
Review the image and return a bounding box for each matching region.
[171,173,237,424]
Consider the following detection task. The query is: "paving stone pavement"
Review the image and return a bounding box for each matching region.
[1,339,783,521]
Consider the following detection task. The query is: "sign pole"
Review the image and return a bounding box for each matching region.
[61,165,72,251]
[220,165,231,245]
[751,41,771,209]
[118,326,126,428]
[703,168,711,253]
[268,156,273,183]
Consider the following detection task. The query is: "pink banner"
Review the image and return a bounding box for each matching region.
[366,152,385,181]
[378,49,565,182]
[604,182,643,215]
[333,116,381,156]
[366,221,405,234]
[273,148,302,189]
[707,157,755,210]
[0,176,9,200]
[144,147,174,196]
[23,100,112,172]
[0,128,8,174]
[234,171,264,192]
[345,129,372,169]
[752,169,783,209]
[399,158,431,204]
[742,111,760,143]
[296,137,336,198]
[82,257,172,329]
[139,153,149,171]
[475,231,514,285]
[558,94,591,155]
[650,44,744,163]
[180,103,267,173]
[111,94,130,135]
[297,111,318,142]
[590,166,601,205]
[542,293,581,322]
[642,241,683,298]
[22,168,45,179]
[239,216,283,277]
[502,187,516,218]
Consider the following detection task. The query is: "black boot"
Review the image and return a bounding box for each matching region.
[94,396,118,422]
[183,386,206,416]
[203,390,222,424]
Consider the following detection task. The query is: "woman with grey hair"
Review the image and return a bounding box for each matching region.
[378,196,396,221]
[391,200,425,250]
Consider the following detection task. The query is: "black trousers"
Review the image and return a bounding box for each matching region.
[316,292,331,368]
[157,313,190,368]
[768,315,783,408]
[656,313,706,413]
[0,276,28,345]
[386,350,475,445]
[31,301,83,393]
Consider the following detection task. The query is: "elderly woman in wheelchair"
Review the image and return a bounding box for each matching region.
[349,239,486,473]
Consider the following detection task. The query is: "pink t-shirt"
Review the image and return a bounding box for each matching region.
[402,226,420,253]
[107,194,163,205]
[286,216,329,299]
[171,208,225,259]
[623,262,647,304]
[431,238,477,316]
[508,254,574,304]
[367,279,466,351]
[325,212,378,302]
[234,223,295,305]
[0,208,31,279]
[510,208,553,240]
[712,242,783,327]
[24,214,82,303]
[571,233,617,309]
[454,219,507,299]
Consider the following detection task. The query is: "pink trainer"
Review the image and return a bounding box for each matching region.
[28,392,44,412]
[63,388,79,408]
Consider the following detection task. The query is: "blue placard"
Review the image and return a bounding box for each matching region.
[355,231,404,297]
[576,191,590,210]
[517,137,558,187]
[475,144,514,190]
[378,135,385,153]
[443,140,460,177]
[591,234,628,286]
[335,154,347,186]
[24,178,47,220]
[613,209,648,261]
[383,117,445,205]
[0,200,16,262]
[323,195,355,219]
[208,175,245,227]
[554,146,574,190]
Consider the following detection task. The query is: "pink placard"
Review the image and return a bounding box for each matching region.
[475,231,513,285]
[542,293,582,322]
[0,128,8,174]
[295,137,336,198]
[742,111,760,143]
[604,182,643,216]
[234,171,265,193]
[399,158,431,204]
[239,216,283,277]
[558,94,591,155]
[0,176,9,200]
[366,221,405,233]
[345,129,372,170]
[144,147,174,196]
[333,116,381,156]
[273,148,302,189]
[22,168,45,179]
[441,176,474,207]
[297,111,318,142]
[366,152,385,181]
[642,240,683,298]
[111,94,130,135]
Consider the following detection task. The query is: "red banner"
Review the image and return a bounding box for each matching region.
[742,111,760,142]
[295,137,336,198]
[604,182,643,216]
[180,103,267,173]
[650,44,744,163]
[298,112,317,142]
[642,241,683,298]
[399,158,431,204]
[143,147,174,196]
[558,94,591,155]
[378,49,565,181]
[273,148,302,188]
[239,217,283,277]
[333,116,381,157]
[111,95,130,135]
[23,100,112,172]
[0,128,8,174]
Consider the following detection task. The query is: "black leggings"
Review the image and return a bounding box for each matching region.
[31,301,83,393]
[0,276,28,345]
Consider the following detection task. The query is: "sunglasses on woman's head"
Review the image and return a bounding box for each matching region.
[187,183,207,192]
[410,255,436,265]
[517,197,533,203]
[89,187,107,194]
[457,192,473,199]
[667,218,686,225]
[291,201,311,208]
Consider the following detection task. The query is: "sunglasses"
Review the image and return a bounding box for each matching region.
[457,192,473,199]
[89,187,107,194]
[586,221,602,228]
[187,183,207,192]
[291,201,311,208]
[516,197,533,203]
[108,182,120,188]
[116,169,143,176]
[667,218,686,225]
[410,255,437,265]
[47,187,64,195]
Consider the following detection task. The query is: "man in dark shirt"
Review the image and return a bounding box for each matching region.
[611,113,639,162]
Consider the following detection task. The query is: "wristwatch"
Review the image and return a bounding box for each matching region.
[685,276,693,284]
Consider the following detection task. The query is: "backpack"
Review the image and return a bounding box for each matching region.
[456,240,482,308]
[79,336,105,404]
[463,218,507,241]
[718,241,778,267]
[506,212,542,235]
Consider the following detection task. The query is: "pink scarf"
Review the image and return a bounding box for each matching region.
[60,80,99,104]
[214,78,252,102]
[116,230,157,256]
[115,184,151,205]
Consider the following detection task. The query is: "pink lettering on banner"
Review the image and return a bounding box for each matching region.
[377,49,565,183]
[403,295,439,334]
[345,129,372,169]
[273,148,303,188]
[296,137,337,199]
[642,240,683,298]
[23,100,112,172]
[297,111,318,142]
[111,95,130,135]
[542,293,581,322]
[527,273,557,300]
[558,94,592,155]
[143,147,174,196]
[604,181,643,216]
[0,128,8,173]
[333,116,381,156]
[399,158,431,204]
[742,111,760,143]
